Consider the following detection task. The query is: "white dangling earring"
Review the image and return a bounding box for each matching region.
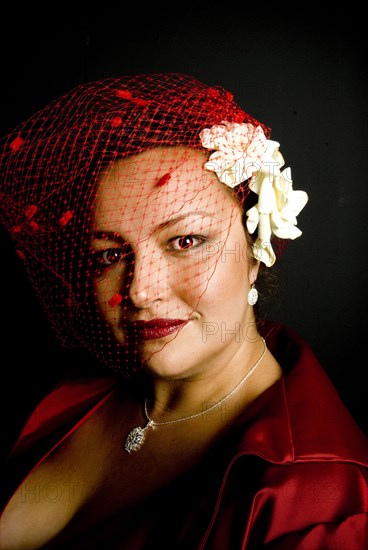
[248,283,258,306]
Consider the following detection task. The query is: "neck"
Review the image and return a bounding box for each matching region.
[146,337,268,424]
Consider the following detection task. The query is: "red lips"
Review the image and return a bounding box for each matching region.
[126,319,189,340]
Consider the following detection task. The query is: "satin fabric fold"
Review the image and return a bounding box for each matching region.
[1,322,367,548]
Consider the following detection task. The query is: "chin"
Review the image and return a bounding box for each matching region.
[141,342,196,380]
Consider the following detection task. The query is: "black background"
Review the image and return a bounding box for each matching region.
[1,3,367,456]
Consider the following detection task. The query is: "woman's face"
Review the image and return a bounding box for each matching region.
[92,146,259,380]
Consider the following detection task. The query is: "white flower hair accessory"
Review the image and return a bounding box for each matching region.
[199,121,309,267]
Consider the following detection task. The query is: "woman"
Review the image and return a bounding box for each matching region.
[0,73,367,549]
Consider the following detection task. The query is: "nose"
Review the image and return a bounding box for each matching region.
[128,244,170,308]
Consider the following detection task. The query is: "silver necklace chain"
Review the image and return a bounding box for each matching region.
[124,337,266,454]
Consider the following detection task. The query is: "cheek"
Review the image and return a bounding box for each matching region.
[173,248,249,312]
[93,267,125,322]
[169,252,220,305]
[210,256,248,304]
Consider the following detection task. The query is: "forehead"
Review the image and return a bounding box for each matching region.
[94,146,233,228]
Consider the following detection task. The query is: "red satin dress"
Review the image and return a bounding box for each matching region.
[1,322,368,549]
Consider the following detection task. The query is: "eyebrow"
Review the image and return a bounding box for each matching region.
[156,211,214,231]
[91,231,125,243]
[91,211,214,241]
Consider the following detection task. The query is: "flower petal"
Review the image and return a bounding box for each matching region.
[246,206,259,234]
[272,221,302,240]
[199,120,309,267]
[252,237,276,267]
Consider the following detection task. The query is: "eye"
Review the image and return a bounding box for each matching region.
[100,249,126,265]
[91,247,131,272]
[168,235,205,251]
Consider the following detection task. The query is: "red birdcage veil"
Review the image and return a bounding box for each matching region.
[0,73,306,375]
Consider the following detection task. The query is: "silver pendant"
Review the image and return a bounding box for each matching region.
[124,421,153,453]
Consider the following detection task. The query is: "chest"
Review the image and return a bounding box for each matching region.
[0,404,224,549]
